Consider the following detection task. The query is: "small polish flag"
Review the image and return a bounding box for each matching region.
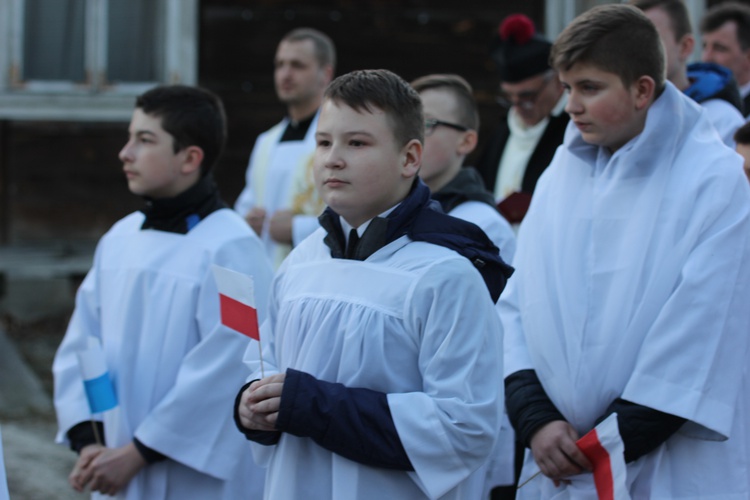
[211,264,260,340]
[76,338,118,414]
[576,412,630,500]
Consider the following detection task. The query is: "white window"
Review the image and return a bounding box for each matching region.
[544,0,706,45]
[0,0,197,121]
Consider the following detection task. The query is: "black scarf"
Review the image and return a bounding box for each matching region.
[318,179,514,302]
[431,167,496,214]
[140,174,227,234]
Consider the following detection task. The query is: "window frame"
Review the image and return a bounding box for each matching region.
[544,0,706,50]
[0,0,197,121]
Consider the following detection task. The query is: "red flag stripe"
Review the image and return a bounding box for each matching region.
[219,293,259,340]
[577,428,614,500]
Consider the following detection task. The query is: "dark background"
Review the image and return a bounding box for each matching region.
[1,1,547,245]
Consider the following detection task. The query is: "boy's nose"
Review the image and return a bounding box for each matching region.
[118,142,134,163]
[322,147,345,169]
[325,156,344,169]
[564,94,582,115]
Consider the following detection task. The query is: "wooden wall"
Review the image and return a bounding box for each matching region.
[200,0,546,205]
[1,1,545,245]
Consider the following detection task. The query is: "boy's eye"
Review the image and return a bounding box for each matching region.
[317,140,331,147]
[349,140,365,147]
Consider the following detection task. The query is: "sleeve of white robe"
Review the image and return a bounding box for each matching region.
[53,243,105,443]
[134,236,274,480]
[622,165,750,439]
[388,257,504,499]
[497,268,534,378]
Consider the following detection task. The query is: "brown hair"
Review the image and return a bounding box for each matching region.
[630,0,693,40]
[136,85,226,175]
[281,28,337,70]
[701,2,750,51]
[551,4,665,90]
[324,69,424,146]
[410,74,480,131]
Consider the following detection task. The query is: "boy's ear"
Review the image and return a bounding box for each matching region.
[401,139,422,179]
[457,129,478,156]
[633,75,656,111]
[180,146,204,176]
[678,34,695,63]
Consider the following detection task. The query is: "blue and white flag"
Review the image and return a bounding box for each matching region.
[76,338,118,414]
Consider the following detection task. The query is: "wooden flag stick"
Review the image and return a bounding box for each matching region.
[516,470,542,489]
[91,419,103,446]
[258,340,265,379]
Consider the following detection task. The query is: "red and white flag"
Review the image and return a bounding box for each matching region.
[576,412,630,500]
[211,264,260,340]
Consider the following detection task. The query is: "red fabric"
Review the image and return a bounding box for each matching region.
[499,14,535,43]
[219,293,259,340]
[577,429,614,500]
[497,191,532,224]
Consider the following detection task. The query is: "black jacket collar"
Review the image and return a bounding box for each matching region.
[318,179,513,302]
[140,174,227,234]
[431,167,496,214]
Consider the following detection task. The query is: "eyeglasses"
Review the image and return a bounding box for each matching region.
[496,72,555,110]
[424,118,469,137]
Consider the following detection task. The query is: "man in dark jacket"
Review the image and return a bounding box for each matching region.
[476,13,568,226]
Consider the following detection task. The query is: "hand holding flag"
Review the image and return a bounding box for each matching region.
[518,413,630,499]
[76,337,118,445]
[575,413,630,500]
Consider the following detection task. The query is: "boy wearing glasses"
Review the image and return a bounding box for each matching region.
[411,72,517,498]
[476,13,567,226]
[411,73,515,263]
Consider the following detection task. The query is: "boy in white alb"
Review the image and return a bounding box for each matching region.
[502,5,750,498]
[53,85,274,499]
[235,69,514,500]
[411,73,516,262]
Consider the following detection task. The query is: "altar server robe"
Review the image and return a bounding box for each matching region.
[248,231,504,500]
[501,82,750,499]
[53,209,273,499]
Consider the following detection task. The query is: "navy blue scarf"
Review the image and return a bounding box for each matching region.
[319,179,514,302]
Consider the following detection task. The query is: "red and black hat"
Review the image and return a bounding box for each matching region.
[490,14,552,83]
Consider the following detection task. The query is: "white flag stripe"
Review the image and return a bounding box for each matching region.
[76,337,108,380]
[211,264,256,307]
[595,412,630,500]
